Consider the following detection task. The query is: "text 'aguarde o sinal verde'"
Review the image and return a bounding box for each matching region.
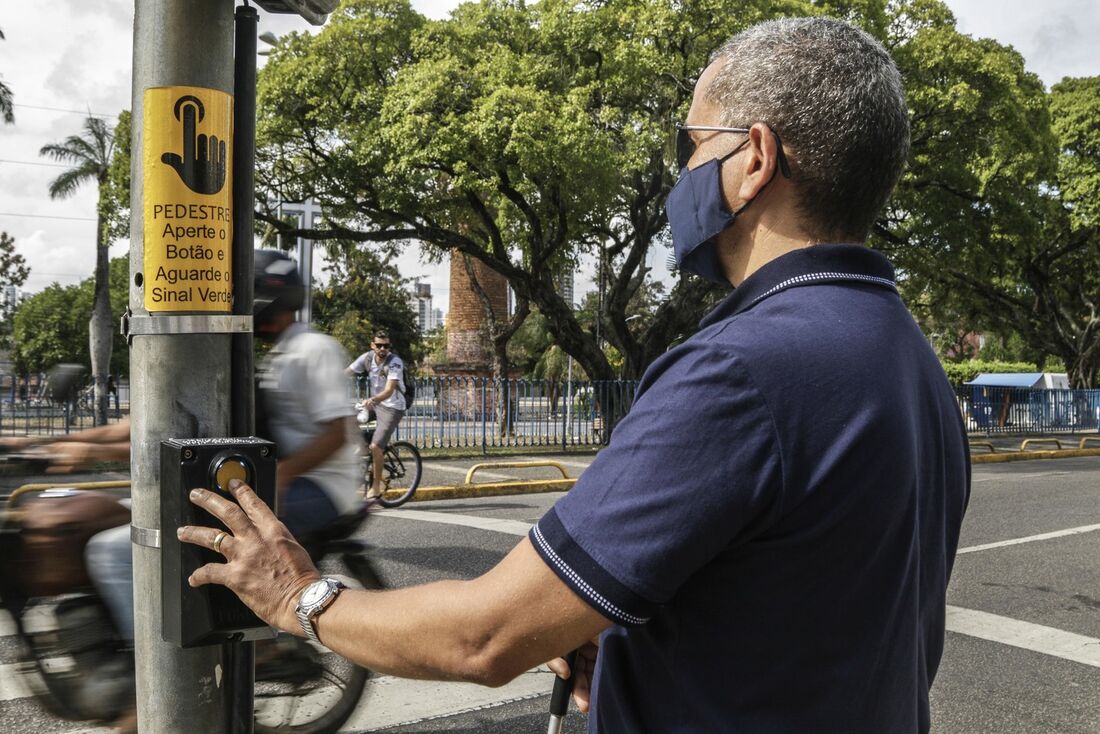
[148,204,233,307]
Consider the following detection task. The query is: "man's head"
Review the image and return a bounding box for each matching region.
[253,249,304,341]
[704,17,910,243]
[370,330,392,360]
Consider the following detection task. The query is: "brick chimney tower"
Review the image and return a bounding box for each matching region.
[445,252,509,367]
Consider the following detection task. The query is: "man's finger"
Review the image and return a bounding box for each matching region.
[228,479,278,526]
[188,562,230,588]
[177,525,236,556]
[546,657,571,679]
[189,488,253,535]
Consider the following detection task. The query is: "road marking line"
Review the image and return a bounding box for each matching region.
[342,667,556,732]
[426,463,514,481]
[0,661,34,702]
[957,523,1100,555]
[375,509,533,537]
[946,605,1100,668]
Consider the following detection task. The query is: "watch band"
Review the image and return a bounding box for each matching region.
[296,578,346,644]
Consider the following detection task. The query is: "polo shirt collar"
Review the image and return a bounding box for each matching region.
[699,243,897,328]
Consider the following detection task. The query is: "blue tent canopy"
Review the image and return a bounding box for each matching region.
[966,373,1044,388]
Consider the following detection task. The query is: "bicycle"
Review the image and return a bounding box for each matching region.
[360,424,422,508]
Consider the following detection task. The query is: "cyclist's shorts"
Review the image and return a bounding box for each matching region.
[370,405,405,448]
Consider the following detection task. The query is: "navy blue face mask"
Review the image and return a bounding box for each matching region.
[665,141,750,285]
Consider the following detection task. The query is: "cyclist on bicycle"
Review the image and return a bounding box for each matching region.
[345,331,406,500]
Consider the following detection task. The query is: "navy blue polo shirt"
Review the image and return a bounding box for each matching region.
[531,244,970,733]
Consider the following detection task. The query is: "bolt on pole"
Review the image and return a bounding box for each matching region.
[128,0,250,731]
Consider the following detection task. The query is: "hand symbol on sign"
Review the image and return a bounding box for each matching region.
[161,95,227,195]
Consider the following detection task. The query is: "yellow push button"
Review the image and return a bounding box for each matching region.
[213,457,250,493]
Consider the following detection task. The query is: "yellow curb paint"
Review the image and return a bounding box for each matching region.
[971,447,1100,464]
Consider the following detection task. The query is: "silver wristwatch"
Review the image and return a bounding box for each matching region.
[295,578,346,644]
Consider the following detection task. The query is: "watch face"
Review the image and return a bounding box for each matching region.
[300,581,330,607]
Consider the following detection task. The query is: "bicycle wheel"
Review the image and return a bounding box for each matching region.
[376,441,422,508]
[253,553,378,734]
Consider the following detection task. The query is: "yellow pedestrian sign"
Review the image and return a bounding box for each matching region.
[143,86,234,312]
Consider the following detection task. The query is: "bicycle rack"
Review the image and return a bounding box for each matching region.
[1019,438,1063,451]
[1078,437,1100,450]
[464,460,571,485]
[410,460,577,502]
[969,441,996,453]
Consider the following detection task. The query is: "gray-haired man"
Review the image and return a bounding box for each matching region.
[182,18,968,733]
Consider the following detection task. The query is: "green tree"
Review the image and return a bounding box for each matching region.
[311,241,422,366]
[875,2,1100,386]
[0,28,13,124]
[0,231,30,349]
[11,256,129,375]
[254,0,807,390]
[39,114,125,423]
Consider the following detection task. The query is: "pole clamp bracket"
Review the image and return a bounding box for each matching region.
[131,524,161,549]
[121,308,252,344]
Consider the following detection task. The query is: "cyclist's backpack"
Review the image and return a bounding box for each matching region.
[383,353,416,407]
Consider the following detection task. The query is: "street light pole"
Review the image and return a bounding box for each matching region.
[128,1,247,731]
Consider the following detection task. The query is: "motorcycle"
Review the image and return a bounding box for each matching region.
[0,465,383,734]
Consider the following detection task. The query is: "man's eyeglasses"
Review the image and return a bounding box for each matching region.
[373,343,391,350]
[675,122,791,178]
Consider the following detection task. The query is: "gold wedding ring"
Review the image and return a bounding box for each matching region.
[212,530,229,555]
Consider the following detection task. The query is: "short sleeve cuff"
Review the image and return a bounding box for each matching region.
[530,508,656,627]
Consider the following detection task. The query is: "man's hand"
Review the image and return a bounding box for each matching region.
[546,638,601,713]
[177,479,321,634]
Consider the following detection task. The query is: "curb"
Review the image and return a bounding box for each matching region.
[971,447,1100,464]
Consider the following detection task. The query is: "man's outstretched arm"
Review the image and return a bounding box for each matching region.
[179,480,611,686]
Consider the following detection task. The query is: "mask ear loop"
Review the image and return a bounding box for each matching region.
[725,130,791,217]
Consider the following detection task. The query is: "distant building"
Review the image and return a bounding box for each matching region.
[411,281,436,332]
[0,284,21,311]
[555,270,574,308]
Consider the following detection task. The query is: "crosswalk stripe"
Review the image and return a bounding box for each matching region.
[946,605,1100,668]
[375,509,534,537]
[340,667,556,732]
[0,661,33,702]
[956,523,1100,555]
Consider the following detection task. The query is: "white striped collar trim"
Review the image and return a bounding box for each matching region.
[746,272,897,310]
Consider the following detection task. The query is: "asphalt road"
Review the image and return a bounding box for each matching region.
[2,454,1099,732]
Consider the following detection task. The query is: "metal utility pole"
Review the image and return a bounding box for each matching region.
[128,1,253,730]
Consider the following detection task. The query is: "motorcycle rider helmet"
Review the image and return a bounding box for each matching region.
[253,249,304,330]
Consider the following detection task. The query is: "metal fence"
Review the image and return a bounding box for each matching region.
[956,385,1100,435]
[0,374,130,436]
[8,374,1094,445]
[361,377,642,451]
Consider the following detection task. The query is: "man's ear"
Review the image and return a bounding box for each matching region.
[735,123,781,204]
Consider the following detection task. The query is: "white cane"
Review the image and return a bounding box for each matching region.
[547,649,579,734]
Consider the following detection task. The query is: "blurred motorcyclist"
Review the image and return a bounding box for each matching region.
[2,251,361,733]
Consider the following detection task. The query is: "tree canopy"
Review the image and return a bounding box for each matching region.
[11,256,129,375]
[256,0,1100,385]
[311,242,423,366]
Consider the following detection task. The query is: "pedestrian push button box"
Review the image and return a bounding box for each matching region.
[161,437,277,647]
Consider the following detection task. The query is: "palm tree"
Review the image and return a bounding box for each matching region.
[0,29,14,124]
[40,116,117,425]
